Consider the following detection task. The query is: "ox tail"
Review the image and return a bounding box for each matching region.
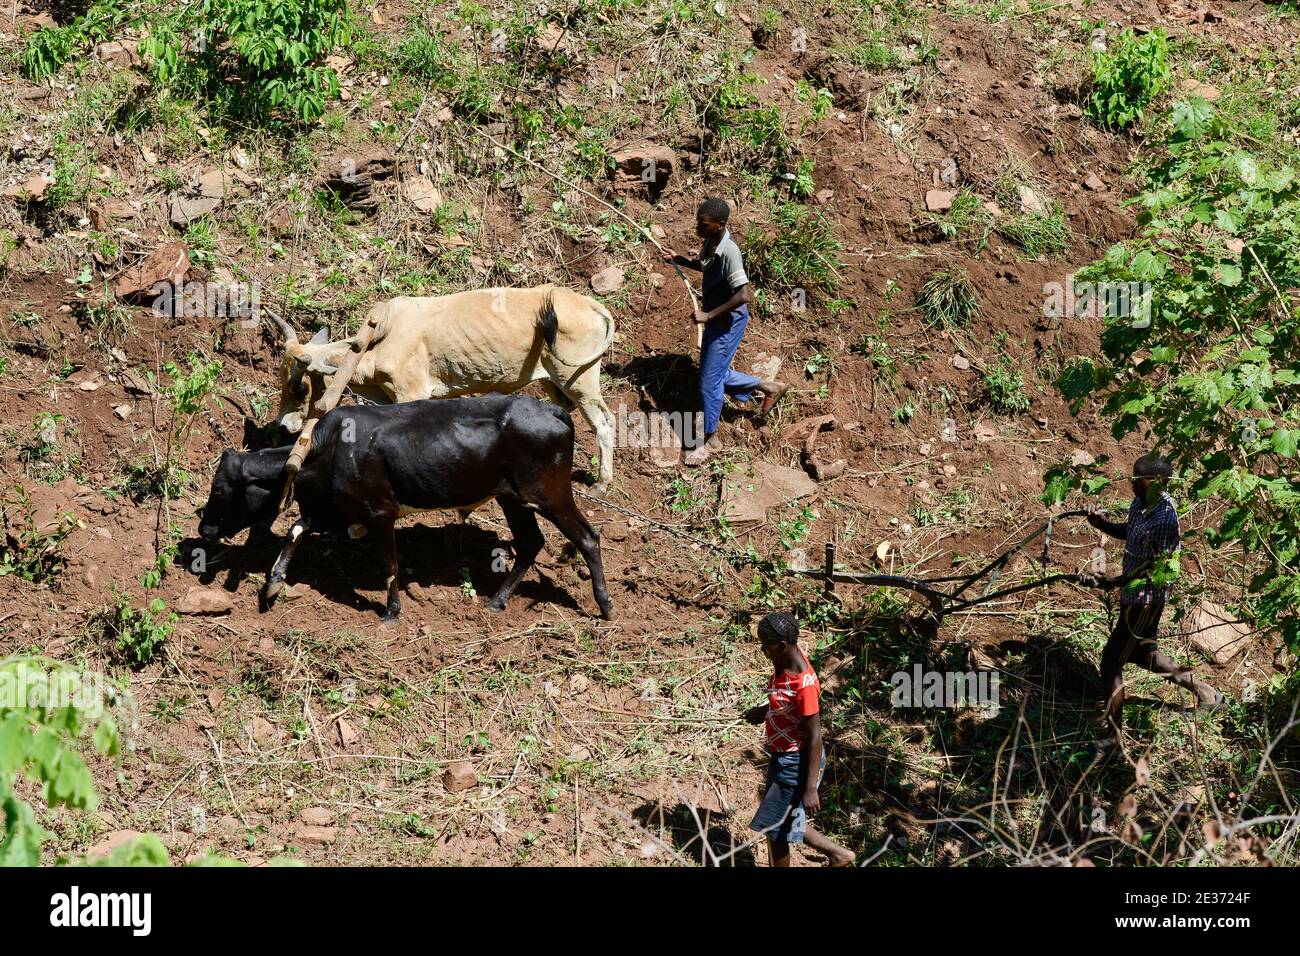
[536,290,615,368]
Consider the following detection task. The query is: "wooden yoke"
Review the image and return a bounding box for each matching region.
[279,314,382,510]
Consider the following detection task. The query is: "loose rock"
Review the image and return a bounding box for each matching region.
[178,586,233,615]
[442,760,478,793]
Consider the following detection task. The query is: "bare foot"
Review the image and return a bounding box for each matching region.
[1195,686,1226,714]
[683,444,714,467]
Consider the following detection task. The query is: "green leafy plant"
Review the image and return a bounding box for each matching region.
[132,355,222,506]
[983,359,1032,414]
[1054,97,1300,650]
[21,3,127,80]
[95,592,177,667]
[1088,28,1172,130]
[0,657,119,866]
[746,203,843,296]
[140,0,352,123]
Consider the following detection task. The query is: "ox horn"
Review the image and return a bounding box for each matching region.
[265,306,299,345]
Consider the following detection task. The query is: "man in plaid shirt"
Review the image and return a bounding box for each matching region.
[1082,453,1222,753]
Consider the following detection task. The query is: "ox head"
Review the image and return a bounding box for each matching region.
[198,449,286,542]
[268,310,335,434]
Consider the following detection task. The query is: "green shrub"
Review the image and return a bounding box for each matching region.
[1051,98,1300,651]
[0,657,119,866]
[95,592,177,667]
[983,359,1032,414]
[746,203,843,295]
[21,3,127,80]
[1088,28,1172,130]
[140,0,352,123]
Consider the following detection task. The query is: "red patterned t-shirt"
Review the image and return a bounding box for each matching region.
[765,669,820,753]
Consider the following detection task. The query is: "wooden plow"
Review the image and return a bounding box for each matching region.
[787,510,1092,622]
[274,310,383,510]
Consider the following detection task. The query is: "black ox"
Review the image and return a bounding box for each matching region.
[198,393,614,622]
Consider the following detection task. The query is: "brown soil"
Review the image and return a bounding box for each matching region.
[0,0,1293,866]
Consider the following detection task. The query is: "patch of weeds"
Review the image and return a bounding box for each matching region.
[1088,28,1172,130]
[778,504,817,549]
[0,487,78,585]
[851,335,897,379]
[997,208,1070,259]
[916,267,980,328]
[983,358,1032,414]
[18,412,79,484]
[92,590,177,667]
[746,203,843,296]
[927,188,993,245]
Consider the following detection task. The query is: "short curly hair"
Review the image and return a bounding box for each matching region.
[1134,452,1173,479]
[697,197,731,224]
[757,611,800,644]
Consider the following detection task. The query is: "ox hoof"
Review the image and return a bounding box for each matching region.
[380,612,401,627]
[598,603,615,622]
[486,599,507,613]
[262,578,284,607]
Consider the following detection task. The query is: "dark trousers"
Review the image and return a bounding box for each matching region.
[1099,598,1165,736]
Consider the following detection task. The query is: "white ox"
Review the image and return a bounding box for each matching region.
[272,285,616,487]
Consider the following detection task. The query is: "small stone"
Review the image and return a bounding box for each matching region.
[249,716,280,746]
[569,672,590,694]
[442,760,478,793]
[937,157,959,187]
[925,189,954,212]
[1082,172,1107,191]
[178,586,233,615]
[114,241,189,301]
[1186,601,1249,664]
[950,355,970,370]
[297,825,337,845]
[335,717,359,748]
[2,173,54,203]
[301,807,335,827]
[1179,78,1221,102]
[402,175,443,213]
[1017,185,1046,215]
[87,830,145,861]
[590,266,625,295]
[1070,449,1096,467]
[81,564,101,589]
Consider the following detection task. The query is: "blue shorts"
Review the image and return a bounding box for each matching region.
[749,750,826,847]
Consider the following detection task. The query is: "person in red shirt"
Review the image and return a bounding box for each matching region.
[744,612,855,867]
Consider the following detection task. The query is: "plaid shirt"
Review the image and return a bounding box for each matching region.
[1119,491,1181,605]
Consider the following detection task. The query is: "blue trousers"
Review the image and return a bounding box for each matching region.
[699,305,761,434]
